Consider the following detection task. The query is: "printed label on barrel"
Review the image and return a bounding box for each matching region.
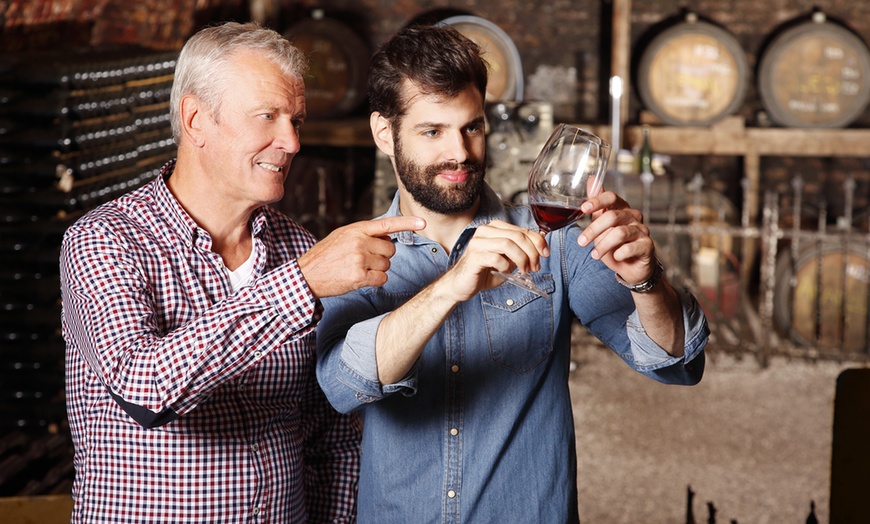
[758,21,870,128]
[638,21,748,126]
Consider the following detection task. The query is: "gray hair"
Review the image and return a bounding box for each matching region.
[169,21,308,143]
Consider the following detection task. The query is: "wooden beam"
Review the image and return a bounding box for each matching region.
[619,119,870,159]
[746,128,870,157]
[611,0,632,128]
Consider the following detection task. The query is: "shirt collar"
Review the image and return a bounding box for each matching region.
[383,183,512,245]
[153,159,270,245]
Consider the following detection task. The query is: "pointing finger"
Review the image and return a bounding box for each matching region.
[358,216,426,237]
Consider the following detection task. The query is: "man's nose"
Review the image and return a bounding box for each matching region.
[442,131,469,164]
[274,120,301,154]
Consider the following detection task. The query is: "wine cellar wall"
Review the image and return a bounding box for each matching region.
[3,0,870,517]
[0,47,178,496]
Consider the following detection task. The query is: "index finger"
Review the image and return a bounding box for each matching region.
[358,216,426,236]
[580,191,623,215]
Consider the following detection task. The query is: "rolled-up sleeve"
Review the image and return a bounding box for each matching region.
[624,286,708,384]
[563,225,708,386]
[316,294,418,414]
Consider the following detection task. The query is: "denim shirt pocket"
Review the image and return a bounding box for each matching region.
[480,273,556,373]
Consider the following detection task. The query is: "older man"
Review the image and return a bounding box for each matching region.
[61,22,422,523]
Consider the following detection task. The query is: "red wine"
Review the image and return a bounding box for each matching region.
[531,203,583,232]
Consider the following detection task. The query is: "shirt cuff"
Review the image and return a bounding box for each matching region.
[259,260,319,330]
[338,314,418,401]
[625,286,709,371]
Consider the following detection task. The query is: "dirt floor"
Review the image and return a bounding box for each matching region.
[569,328,861,524]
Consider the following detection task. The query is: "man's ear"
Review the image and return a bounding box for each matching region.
[370,112,395,157]
[180,94,207,148]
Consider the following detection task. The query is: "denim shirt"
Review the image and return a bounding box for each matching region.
[316,185,708,524]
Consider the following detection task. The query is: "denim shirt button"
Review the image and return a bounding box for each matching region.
[451,364,459,373]
[447,490,456,498]
[430,247,438,254]
[450,428,458,436]
[506,299,515,306]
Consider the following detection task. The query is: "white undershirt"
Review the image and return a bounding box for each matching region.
[225,248,256,293]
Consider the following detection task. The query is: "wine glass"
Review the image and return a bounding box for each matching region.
[493,123,611,297]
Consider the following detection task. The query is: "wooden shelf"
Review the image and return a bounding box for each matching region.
[606,1,870,159]
[621,117,870,157]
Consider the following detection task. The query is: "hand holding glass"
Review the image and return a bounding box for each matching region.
[494,124,611,296]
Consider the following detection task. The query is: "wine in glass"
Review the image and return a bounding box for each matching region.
[494,124,611,296]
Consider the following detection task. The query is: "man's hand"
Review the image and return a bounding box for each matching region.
[577,191,656,285]
[440,219,549,302]
[373,220,548,384]
[577,190,688,356]
[299,216,425,298]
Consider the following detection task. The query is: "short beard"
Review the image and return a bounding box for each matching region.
[394,137,485,215]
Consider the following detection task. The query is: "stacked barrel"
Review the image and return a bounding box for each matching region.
[0,47,177,495]
[636,11,870,128]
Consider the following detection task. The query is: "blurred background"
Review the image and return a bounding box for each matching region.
[2,0,870,522]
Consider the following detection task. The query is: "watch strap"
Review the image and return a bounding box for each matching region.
[615,259,664,293]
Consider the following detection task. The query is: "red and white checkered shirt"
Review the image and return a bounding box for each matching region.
[60,160,360,523]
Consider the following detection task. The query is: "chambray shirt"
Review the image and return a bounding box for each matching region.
[316,184,708,524]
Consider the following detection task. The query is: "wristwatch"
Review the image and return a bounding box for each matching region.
[615,259,664,293]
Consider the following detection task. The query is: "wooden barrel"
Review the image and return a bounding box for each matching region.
[637,14,748,126]
[438,15,523,103]
[773,239,870,353]
[758,13,870,128]
[284,14,370,119]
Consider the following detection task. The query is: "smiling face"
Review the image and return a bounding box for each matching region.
[198,50,306,209]
[389,80,487,216]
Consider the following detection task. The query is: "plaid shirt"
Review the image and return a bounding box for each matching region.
[60,160,360,523]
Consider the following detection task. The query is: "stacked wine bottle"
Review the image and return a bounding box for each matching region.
[0,46,178,496]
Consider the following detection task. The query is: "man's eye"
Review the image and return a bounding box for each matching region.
[423,129,439,138]
[260,113,275,120]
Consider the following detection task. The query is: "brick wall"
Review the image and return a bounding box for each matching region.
[0,0,246,51]
[4,0,870,213]
[8,0,870,125]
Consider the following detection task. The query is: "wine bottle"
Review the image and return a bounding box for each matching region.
[639,124,653,175]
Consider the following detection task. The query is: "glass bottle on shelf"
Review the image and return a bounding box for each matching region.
[639,124,653,176]
[638,125,654,222]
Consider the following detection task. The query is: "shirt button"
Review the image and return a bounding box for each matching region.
[506,299,515,306]
[430,247,438,254]
[451,365,459,373]
[251,444,259,453]
[253,351,262,359]
[253,507,260,516]
[239,384,246,392]
[450,428,459,436]
[447,490,457,499]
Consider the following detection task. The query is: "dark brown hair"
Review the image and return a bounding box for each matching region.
[368,24,488,125]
